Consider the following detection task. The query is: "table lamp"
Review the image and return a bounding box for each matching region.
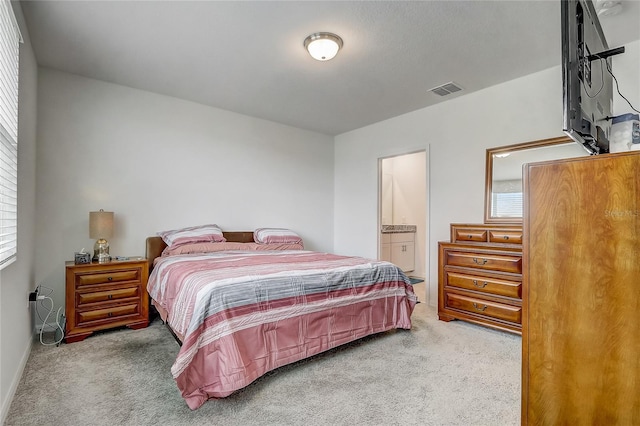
[89,209,113,263]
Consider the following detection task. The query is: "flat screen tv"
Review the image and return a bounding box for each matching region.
[561,0,624,154]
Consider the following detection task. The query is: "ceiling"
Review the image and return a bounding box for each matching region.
[20,1,640,136]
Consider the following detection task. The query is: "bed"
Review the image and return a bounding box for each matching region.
[145,231,417,409]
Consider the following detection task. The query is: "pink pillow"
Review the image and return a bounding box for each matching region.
[157,224,226,247]
[253,228,303,245]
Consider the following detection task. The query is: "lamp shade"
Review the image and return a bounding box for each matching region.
[304,32,343,61]
[89,210,114,239]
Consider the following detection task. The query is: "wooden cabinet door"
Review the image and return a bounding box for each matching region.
[391,242,414,272]
[522,152,640,425]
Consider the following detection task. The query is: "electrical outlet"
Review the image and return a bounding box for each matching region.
[28,288,38,309]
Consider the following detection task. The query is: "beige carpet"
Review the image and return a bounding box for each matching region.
[5,284,521,425]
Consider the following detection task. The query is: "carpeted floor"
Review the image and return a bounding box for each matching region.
[5,284,521,425]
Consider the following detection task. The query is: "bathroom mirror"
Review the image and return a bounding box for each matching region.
[484,136,587,223]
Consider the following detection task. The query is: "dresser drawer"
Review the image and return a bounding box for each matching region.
[445,271,521,299]
[438,238,522,334]
[76,303,140,326]
[445,250,522,274]
[453,228,487,243]
[77,286,140,306]
[445,293,522,324]
[450,224,522,246]
[489,230,522,245]
[76,269,141,286]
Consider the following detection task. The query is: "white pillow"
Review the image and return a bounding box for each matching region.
[158,224,226,247]
[253,228,303,245]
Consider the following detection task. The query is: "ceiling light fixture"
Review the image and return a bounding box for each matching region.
[304,32,343,61]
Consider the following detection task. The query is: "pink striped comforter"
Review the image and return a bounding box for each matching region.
[147,250,417,409]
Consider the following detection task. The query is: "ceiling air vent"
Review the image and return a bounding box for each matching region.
[429,82,463,96]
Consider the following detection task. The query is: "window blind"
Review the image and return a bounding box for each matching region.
[0,0,21,268]
[492,192,523,218]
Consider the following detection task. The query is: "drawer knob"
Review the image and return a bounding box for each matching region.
[108,277,113,281]
[472,303,488,312]
[108,312,113,317]
[467,234,472,239]
[108,294,113,300]
[473,280,488,289]
[503,235,509,240]
[472,257,488,265]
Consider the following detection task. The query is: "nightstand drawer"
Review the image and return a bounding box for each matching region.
[76,269,140,286]
[446,293,522,324]
[445,271,521,299]
[77,286,140,306]
[77,303,140,325]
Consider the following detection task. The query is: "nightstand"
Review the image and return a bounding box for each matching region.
[64,259,149,343]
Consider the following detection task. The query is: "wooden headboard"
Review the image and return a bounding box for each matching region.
[145,231,255,272]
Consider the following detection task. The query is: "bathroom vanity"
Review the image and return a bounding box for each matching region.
[380,225,416,273]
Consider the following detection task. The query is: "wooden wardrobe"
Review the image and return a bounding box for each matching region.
[522,151,640,424]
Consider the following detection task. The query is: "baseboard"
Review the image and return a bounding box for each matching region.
[0,339,32,424]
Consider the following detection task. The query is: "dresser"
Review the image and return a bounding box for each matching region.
[522,152,640,424]
[438,223,523,334]
[65,259,149,343]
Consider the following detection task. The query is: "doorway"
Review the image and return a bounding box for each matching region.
[378,151,428,299]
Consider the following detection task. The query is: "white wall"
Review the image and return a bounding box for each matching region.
[35,69,335,320]
[611,40,640,117]
[0,2,38,422]
[334,39,639,306]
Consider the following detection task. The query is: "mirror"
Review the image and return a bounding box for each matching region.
[485,136,587,223]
